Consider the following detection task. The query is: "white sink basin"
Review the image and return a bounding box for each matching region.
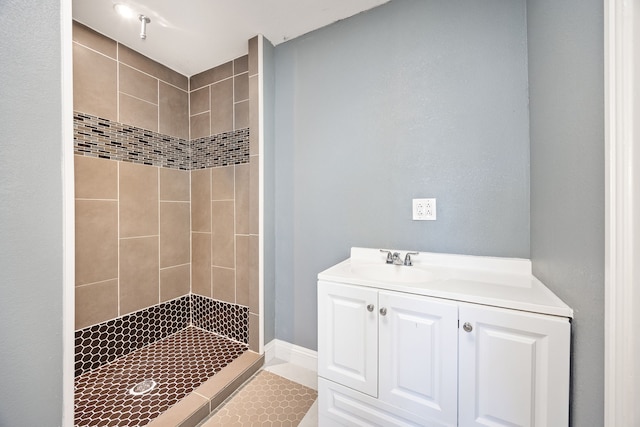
[318,247,574,318]
[350,263,435,284]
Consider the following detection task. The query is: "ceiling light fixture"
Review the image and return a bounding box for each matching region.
[138,15,150,40]
[113,3,151,40]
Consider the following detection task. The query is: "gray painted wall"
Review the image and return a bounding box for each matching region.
[0,0,67,425]
[274,0,531,350]
[527,0,605,425]
[263,36,277,345]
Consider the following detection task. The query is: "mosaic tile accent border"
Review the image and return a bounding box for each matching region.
[73,112,250,170]
[75,295,249,377]
[192,294,249,344]
[75,296,191,377]
[73,112,190,170]
[191,128,250,169]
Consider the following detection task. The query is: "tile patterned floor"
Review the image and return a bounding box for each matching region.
[201,370,318,427]
[74,326,248,427]
[262,360,318,427]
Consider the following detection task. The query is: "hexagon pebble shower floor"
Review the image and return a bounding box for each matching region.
[199,370,317,427]
[74,326,248,427]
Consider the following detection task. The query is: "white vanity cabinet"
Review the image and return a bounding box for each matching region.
[318,281,459,426]
[317,249,572,427]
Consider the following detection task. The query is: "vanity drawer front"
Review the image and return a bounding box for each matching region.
[319,378,448,427]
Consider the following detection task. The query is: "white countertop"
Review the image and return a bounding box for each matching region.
[318,247,573,318]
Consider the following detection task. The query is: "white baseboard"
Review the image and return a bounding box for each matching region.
[264,339,317,373]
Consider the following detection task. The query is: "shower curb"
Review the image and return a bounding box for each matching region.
[146,351,264,427]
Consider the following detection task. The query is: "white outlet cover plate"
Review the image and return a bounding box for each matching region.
[413,198,436,220]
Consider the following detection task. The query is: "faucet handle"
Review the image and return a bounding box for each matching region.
[404,251,419,266]
[379,249,394,264]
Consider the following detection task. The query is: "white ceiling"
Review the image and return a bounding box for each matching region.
[72,0,389,77]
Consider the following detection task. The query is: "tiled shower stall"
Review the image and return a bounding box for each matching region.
[72,21,262,425]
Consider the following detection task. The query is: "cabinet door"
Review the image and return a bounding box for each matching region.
[318,281,379,397]
[378,291,458,426]
[458,304,570,427]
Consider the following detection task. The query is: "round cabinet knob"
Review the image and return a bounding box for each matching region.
[379,307,387,316]
[463,322,473,332]
[367,304,374,312]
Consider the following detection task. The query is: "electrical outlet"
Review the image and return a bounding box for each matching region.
[413,198,436,220]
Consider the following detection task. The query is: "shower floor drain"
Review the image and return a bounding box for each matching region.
[129,379,157,396]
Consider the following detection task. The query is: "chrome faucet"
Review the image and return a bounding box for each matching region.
[404,251,419,266]
[380,249,406,265]
[380,249,394,264]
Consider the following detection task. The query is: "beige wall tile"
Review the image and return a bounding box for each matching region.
[74,155,117,200]
[118,44,188,91]
[72,21,116,59]
[249,313,259,352]
[234,100,249,130]
[248,36,258,76]
[119,93,159,132]
[159,82,189,140]
[235,235,249,307]
[234,55,249,74]
[75,279,118,329]
[72,33,264,327]
[160,264,190,302]
[191,61,233,90]
[191,169,211,232]
[211,166,234,201]
[249,157,259,235]
[119,162,158,238]
[234,164,250,234]
[249,235,259,314]
[192,232,212,297]
[190,113,210,140]
[160,202,190,267]
[190,86,210,116]
[73,43,117,121]
[212,267,235,304]
[210,79,233,135]
[211,201,235,268]
[249,75,259,155]
[75,200,118,285]
[119,63,158,104]
[234,73,249,102]
[160,168,189,201]
[120,236,159,314]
